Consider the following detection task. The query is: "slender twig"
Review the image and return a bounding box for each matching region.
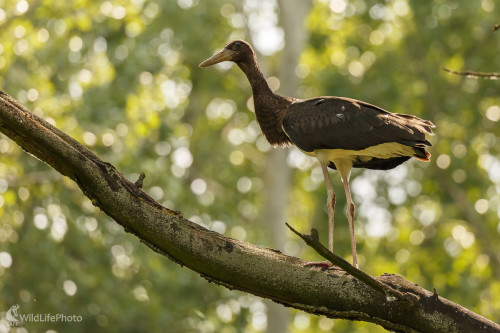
[442,24,499,79]
[285,223,417,305]
[442,67,500,79]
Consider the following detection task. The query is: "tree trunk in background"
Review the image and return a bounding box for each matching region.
[265,1,311,333]
[263,148,291,333]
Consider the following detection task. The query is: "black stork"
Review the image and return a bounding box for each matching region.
[199,40,434,268]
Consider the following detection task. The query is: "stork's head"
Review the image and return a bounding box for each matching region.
[199,40,254,67]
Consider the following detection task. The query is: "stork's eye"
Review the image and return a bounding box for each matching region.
[233,41,242,48]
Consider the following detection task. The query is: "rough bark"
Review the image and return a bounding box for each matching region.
[0,91,498,333]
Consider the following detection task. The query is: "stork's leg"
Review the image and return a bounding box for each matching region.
[304,161,336,267]
[320,161,336,252]
[340,172,358,268]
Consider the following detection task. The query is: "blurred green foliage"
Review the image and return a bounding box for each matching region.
[0,0,499,332]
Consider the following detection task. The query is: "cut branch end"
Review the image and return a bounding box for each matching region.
[135,172,146,188]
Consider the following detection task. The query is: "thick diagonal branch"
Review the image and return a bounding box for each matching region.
[0,91,498,333]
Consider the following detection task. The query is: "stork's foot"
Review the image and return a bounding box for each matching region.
[303,261,342,270]
[304,260,332,267]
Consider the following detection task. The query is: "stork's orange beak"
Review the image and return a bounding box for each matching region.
[199,48,237,68]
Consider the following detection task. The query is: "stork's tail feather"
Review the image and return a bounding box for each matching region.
[413,147,431,162]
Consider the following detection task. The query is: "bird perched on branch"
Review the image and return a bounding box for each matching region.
[200,40,434,268]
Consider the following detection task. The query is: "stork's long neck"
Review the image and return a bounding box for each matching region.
[238,59,273,100]
[237,56,292,146]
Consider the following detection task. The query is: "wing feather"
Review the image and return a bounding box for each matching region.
[282,97,434,153]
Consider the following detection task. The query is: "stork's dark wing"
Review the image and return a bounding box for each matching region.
[282,96,434,153]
